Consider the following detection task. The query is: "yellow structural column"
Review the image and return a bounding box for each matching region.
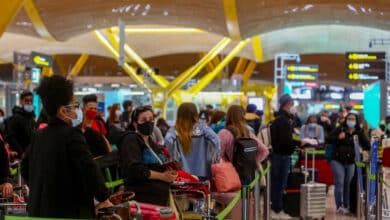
[69,54,89,77]
[242,61,257,84]
[189,39,250,95]
[0,0,25,37]
[106,29,170,88]
[24,0,56,41]
[252,35,264,62]
[93,30,147,89]
[167,38,231,97]
[223,0,241,40]
[233,57,248,75]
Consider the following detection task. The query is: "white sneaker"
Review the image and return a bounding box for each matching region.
[336,207,344,215]
[341,207,350,215]
[279,211,293,219]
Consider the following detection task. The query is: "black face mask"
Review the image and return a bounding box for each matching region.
[137,121,154,136]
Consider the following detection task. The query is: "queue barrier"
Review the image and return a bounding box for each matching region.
[215,161,271,220]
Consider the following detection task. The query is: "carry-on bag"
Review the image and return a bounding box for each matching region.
[300,148,326,220]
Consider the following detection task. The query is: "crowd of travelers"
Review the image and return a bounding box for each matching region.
[0,75,381,219]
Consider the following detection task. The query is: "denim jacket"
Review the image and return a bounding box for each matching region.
[164,123,220,178]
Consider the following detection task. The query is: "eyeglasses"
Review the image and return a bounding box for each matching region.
[63,102,80,109]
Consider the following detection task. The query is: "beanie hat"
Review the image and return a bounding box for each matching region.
[246,104,257,113]
[279,94,293,109]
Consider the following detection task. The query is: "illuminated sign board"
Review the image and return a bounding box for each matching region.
[286,65,319,73]
[347,62,385,70]
[31,67,41,83]
[347,72,385,80]
[31,52,53,68]
[346,52,386,61]
[286,72,318,82]
[349,92,364,100]
[324,104,341,110]
[346,52,386,81]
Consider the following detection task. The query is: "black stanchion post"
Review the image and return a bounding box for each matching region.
[377,162,383,220]
[366,161,371,220]
[242,185,249,220]
[264,164,270,220]
[254,170,260,220]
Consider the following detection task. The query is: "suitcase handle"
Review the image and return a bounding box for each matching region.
[304,148,316,183]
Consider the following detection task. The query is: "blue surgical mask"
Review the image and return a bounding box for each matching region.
[67,108,83,127]
[347,120,356,128]
[0,117,4,124]
[309,123,316,128]
[23,105,34,112]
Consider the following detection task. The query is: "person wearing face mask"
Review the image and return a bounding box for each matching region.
[82,94,107,136]
[107,103,123,130]
[0,109,5,134]
[328,113,370,215]
[269,94,301,219]
[300,115,325,146]
[120,100,133,129]
[21,75,112,218]
[317,110,335,140]
[119,105,177,206]
[5,90,37,158]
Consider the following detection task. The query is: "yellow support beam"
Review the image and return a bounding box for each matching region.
[0,0,25,37]
[189,39,250,95]
[111,28,204,34]
[69,54,89,77]
[167,38,231,96]
[93,30,147,89]
[106,29,170,88]
[223,0,241,40]
[252,35,264,62]
[53,55,68,76]
[200,53,215,73]
[233,57,248,75]
[242,61,257,84]
[212,55,225,79]
[24,0,55,41]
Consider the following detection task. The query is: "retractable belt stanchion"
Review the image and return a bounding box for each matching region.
[264,160,271,220]
[254,170,260,220]
[354,135,364,220]
[241,185,249,220]
[366,160,372,220]
[376,161,383,220]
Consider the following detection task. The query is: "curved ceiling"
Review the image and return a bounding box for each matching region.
[1,25,389,63]
[5,0,390,40]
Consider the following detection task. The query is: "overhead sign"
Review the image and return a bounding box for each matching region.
[286,64,319,73]
[346,52,386,61]
[346,52,386,81]
[31,52,53,68]
[347,62,385,71]
[347,72,385,80]
[286,72,318,81]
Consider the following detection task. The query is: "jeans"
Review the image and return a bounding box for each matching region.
[331,160,355,209]
[270,153,291,212]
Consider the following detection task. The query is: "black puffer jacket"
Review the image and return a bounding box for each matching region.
[22,118,108,218]
[5,106,36,156]
[270,110,300,155]
[329,125,370,164]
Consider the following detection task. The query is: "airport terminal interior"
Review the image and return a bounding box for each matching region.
[1,1,390,219]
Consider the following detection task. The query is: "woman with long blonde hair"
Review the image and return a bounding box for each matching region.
[165,103,220,180]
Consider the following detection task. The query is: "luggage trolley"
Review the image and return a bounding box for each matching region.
[0,185,29,217]
[170,181,215,220]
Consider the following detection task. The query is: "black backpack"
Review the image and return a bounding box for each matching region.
[227,128,258,178]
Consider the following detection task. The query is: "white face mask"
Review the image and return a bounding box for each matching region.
[0,117,4,124]
[66,108,83,127]
[289,106,297,115]
[320,116,327,122]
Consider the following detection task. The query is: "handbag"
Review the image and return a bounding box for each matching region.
[211,159,241,193]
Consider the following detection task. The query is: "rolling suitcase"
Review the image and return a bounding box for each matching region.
[300,148,326,220]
